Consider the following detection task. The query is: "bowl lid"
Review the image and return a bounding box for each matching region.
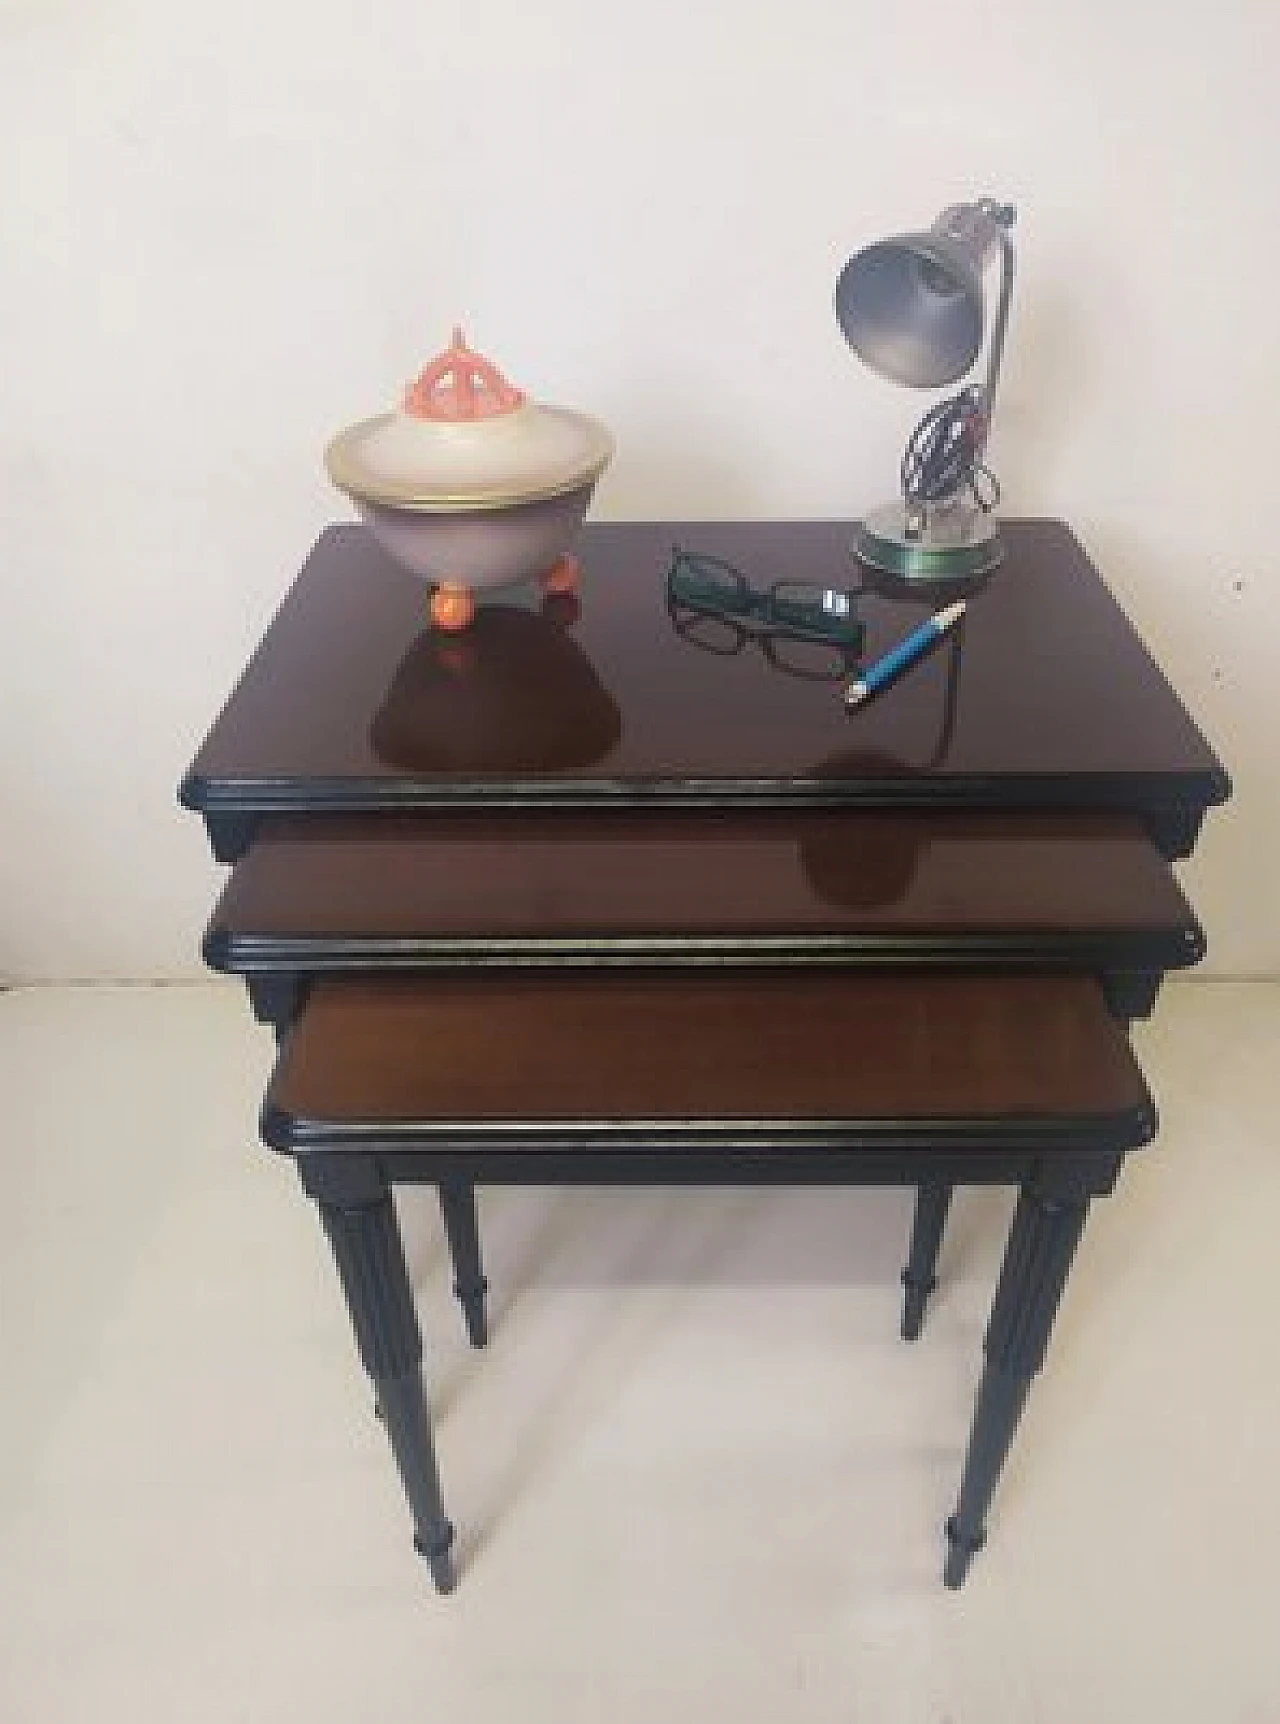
[325,329,614,513]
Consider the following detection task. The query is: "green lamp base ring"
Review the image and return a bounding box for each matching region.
[854,502,1005,582]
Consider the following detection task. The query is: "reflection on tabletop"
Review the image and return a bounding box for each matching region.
[371,599,622,775]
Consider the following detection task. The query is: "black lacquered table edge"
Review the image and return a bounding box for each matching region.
[209,933,1203,1045]
[260,1109,1156,1164]
[182,774,1229,867]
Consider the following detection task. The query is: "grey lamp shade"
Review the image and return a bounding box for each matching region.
[835,229,986,390]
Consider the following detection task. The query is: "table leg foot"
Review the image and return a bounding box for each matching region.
[943,1515,986,1588]
[378,1368,456,1586]
[438,1179,489,1348]
[901,1181,952,1340]
[943,1366,1027,1585]
[415,1528,458,1595]
[310,1170,458,1591]
[942,1185,1088,1586]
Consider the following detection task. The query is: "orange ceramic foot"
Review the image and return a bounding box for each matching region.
[430,583,476,631]
[540,554,580,597]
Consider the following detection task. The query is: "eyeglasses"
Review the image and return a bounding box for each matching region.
[665,548,865,682]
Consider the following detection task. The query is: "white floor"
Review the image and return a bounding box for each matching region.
[0,981,1276,1723]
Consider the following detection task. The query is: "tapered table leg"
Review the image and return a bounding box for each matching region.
[437,1179,489,1347]
[901,1181,953,1340]
[311,1172,456,1592]
[944,1185,1089,1588]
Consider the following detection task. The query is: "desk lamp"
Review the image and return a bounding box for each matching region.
[836,198,1016,580]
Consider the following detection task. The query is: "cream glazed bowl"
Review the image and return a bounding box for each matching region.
[325,330,614,629]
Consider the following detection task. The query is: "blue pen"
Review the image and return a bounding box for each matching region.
[844,601,966,709]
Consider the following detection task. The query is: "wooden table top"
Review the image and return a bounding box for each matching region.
[263,972,1154,1157]
[207,809,1201,973]
[181,520,1228,828]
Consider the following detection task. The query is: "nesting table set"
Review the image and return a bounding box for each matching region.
[180,518,1227,1593]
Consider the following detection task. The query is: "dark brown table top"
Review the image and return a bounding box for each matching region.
[207,809,1201,973]
[263,972,1153,1156]
[181,520,1228,827]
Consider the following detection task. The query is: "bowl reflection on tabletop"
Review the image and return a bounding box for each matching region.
[371,602,621,775]
[797,750,933,910]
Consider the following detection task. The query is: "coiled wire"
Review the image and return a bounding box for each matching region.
[900,387,1000,513]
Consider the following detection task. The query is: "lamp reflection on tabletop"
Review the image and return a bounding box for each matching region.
[796,619,968,906]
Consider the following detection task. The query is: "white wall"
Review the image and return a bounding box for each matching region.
[1,0,1275,980]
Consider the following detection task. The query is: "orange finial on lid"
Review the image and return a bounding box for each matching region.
[403,328,526,421]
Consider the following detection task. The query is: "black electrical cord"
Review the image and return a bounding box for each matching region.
[900,387,1000,513]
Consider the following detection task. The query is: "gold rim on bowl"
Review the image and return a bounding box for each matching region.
[324,411,614,514]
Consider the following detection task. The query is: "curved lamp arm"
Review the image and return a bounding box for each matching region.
[975,201,1016,453]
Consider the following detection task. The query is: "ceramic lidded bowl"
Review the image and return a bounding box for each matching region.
[325,330,614,629]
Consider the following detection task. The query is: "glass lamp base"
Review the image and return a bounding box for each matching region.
[854,502,1004,581]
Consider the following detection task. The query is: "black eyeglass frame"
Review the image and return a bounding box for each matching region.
[665,548,866,651]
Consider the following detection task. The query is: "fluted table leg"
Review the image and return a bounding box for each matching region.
[900,1181,953,1340]
[307,1161,456,1592]
[944,1184,1089,1588]
[437,1179,489,1347]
